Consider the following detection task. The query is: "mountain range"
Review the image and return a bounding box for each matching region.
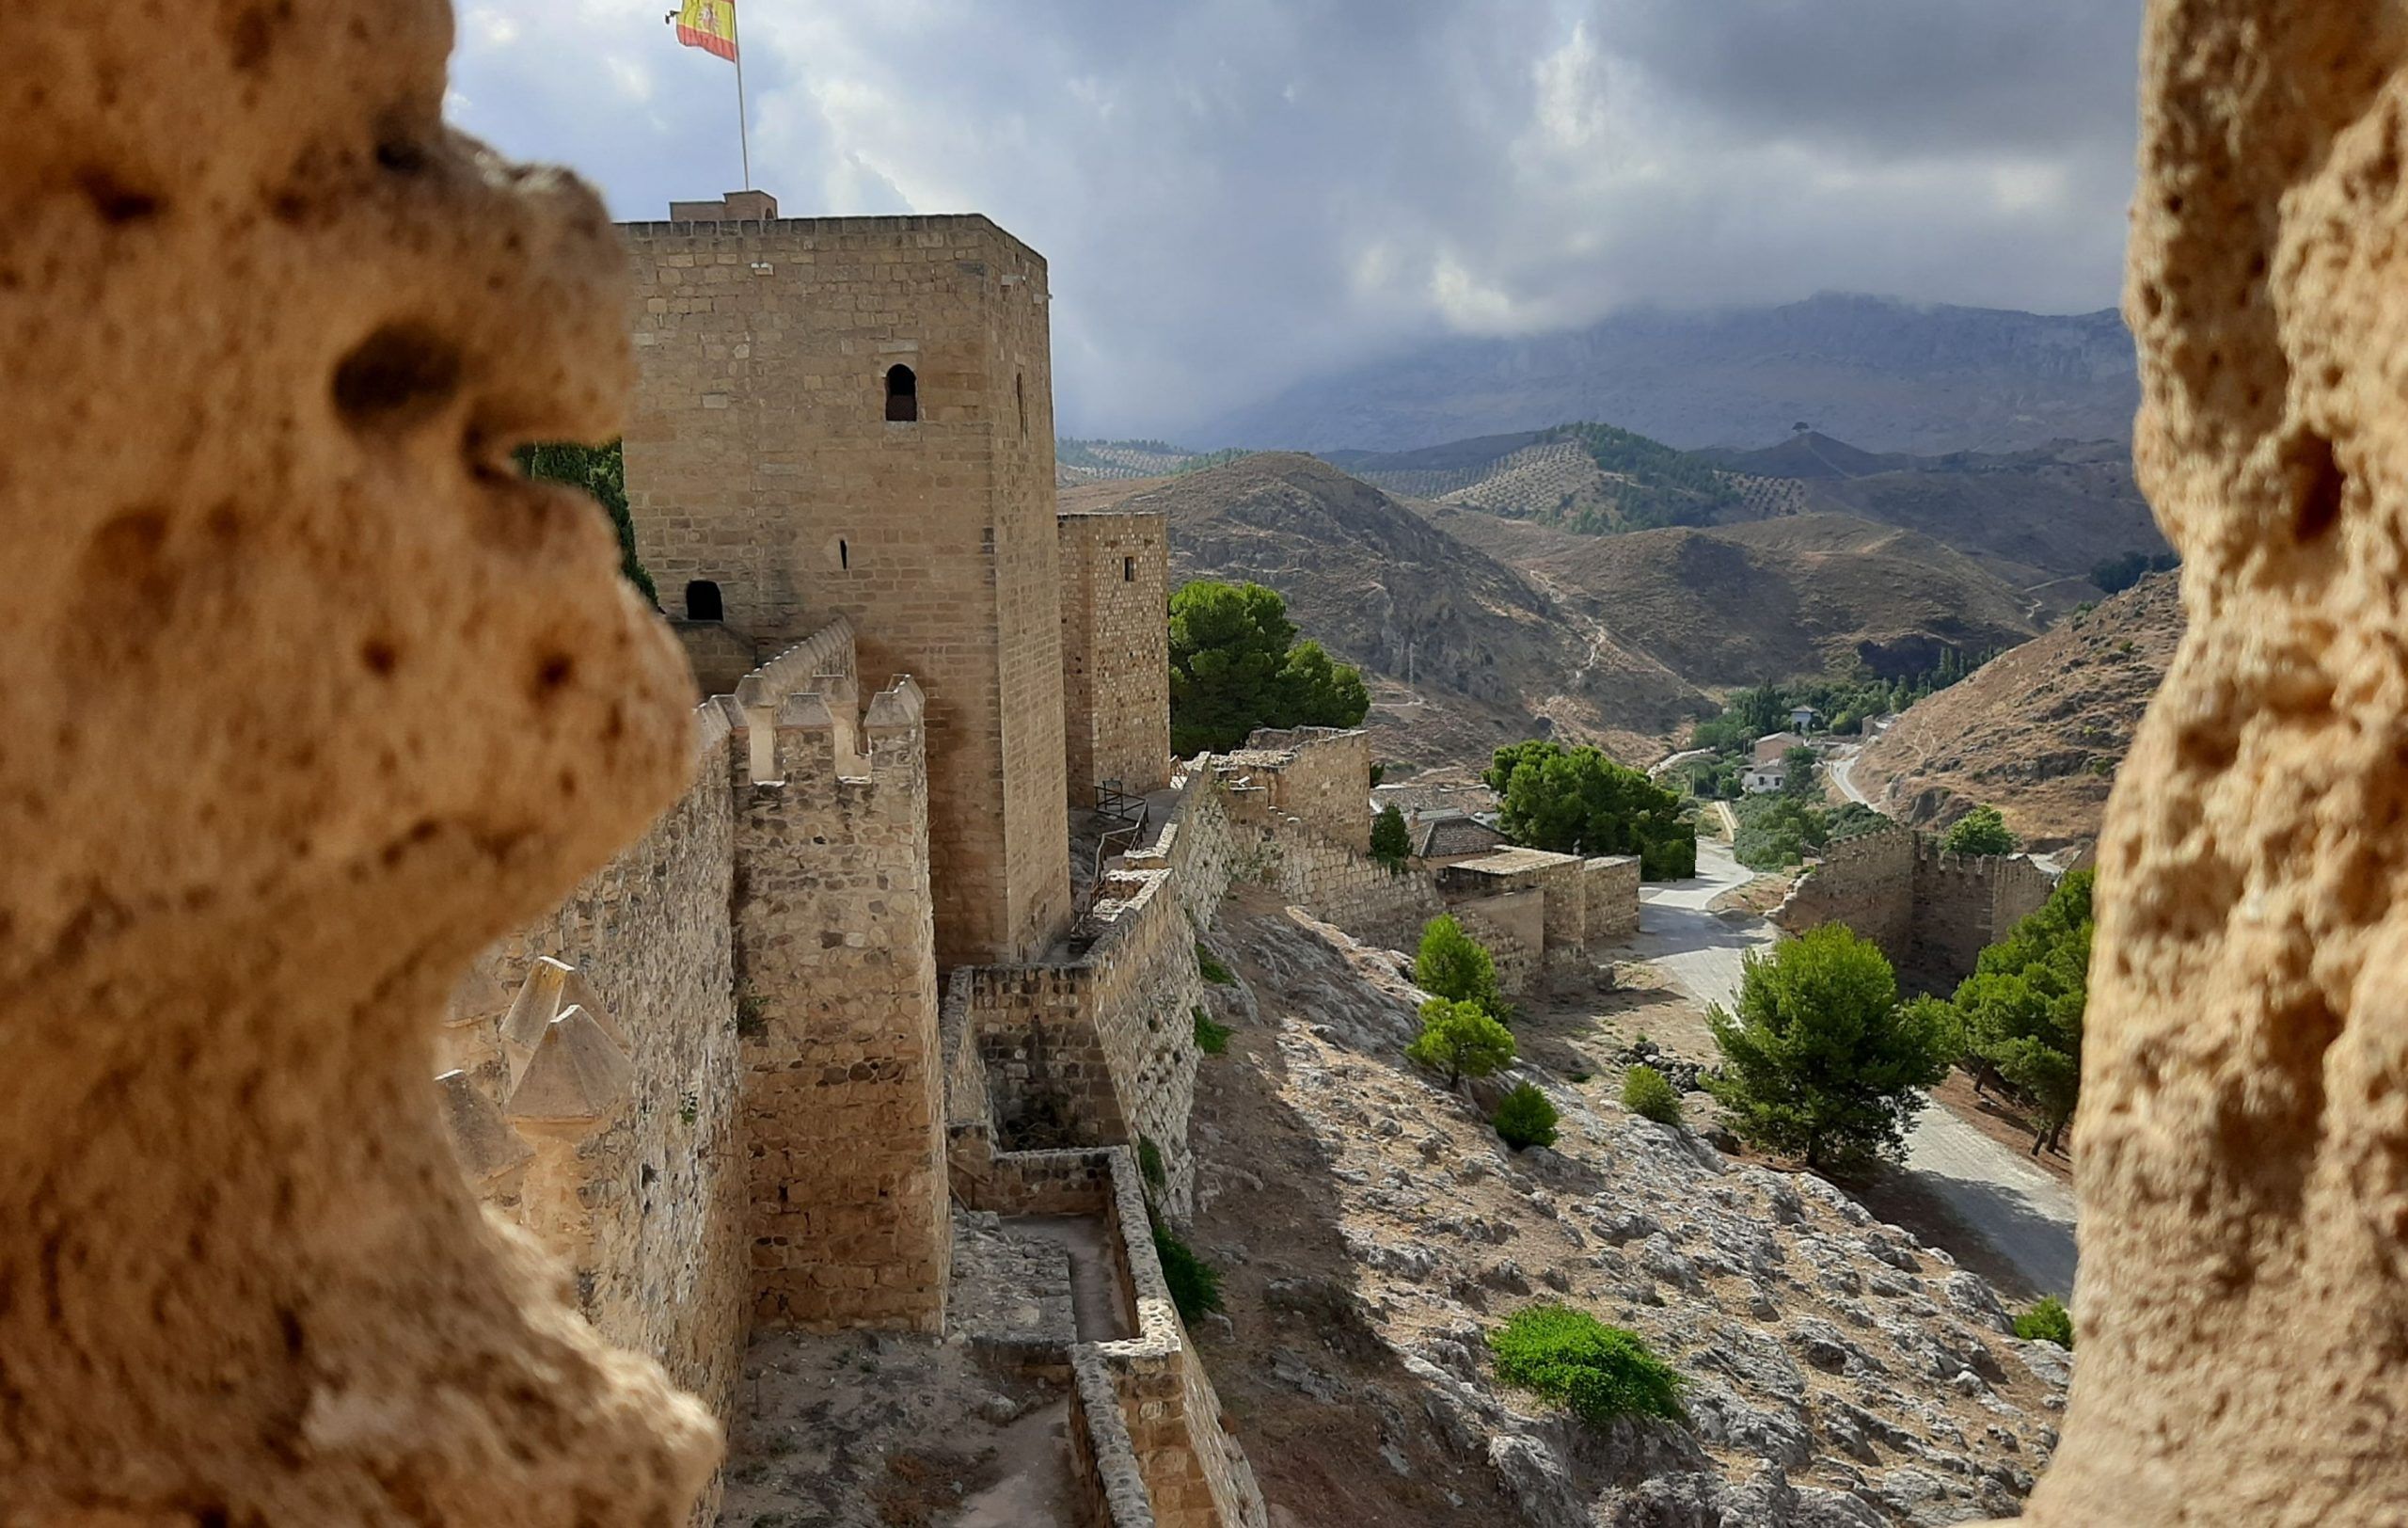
[1191,294,2139,456]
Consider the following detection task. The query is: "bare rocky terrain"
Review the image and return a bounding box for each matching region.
[1699,434,2167,595]
[1186,891,2069,1527]
[1433,509,2040,690]
[1849,573,2183,847]
[1068,454,1708,768]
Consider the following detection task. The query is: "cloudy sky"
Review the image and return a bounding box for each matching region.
[448,1,2145,439]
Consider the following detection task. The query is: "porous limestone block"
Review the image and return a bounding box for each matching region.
[2011,4,2408,1522]
[0,2,719,1520]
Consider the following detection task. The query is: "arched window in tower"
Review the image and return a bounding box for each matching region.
[685,580,723,622]
[884,363,918,422]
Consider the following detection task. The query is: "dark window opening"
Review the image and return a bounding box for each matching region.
[839,538,849,570]
[885,363,918,422]
[1017,372,1027,438]
[1123,556,1136,582]
[685,579,722,622]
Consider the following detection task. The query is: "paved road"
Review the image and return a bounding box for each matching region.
[1637,841,2079,1296]
[1828,745,1875,807]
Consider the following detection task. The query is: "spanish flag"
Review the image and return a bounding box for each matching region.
[672,0,737,62]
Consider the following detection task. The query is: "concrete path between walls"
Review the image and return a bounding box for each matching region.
[1008,1213,1132,1343]
[1633,838,2079,1297]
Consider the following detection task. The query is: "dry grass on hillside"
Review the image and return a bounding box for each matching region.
[1850,573,2182,847]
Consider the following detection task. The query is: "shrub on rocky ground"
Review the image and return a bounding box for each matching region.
[1623,1065,1682,1125]
[1196,941,1236,985]
[1192,1006,1232,1056]
[1137,1137,1167,1189]
[1492,1083,1560,1150]
[1405,998,1515,1087]
[1149,1218,1224,1323]
[1415,914,1508,1022]
[2014,1296,2074,1349]
[1489,1305,1684,1425]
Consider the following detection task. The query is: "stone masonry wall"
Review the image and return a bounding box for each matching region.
[1218,779,1443,952]
[950,765,1241,1213]
[446,703,750,1485]
[1768,824,1917,967]
[1059,508,1172,806]
[1228,727,1372,852]
[734,672,948,1331]
[1907,840,2052,995]
[622,211,1069,967]
[1450,895,1543,1000]
[1769,825,2053,994]
[1583,856,1641,943]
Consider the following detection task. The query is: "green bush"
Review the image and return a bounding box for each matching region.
[1733,791,1830,870]
[1370,804,1412,869]
[1942,804,2018,857]
[2014,1296,2075,1349]
[1622,1065,1682,1125]
[1196,941,1236,985]
[1168,579,1370,754]
[1192,1006,1232,1056]
[1137,1137,1167,1190]
[1150,1218,1224,1323]
[516,440,657,603]
[1415,915,1506,1020]
[1405,998,1516,1087]
[1492,1083,1560,1151]
[1483,740,1696,881]
[1706,924,1955,1170]
[1488,1305,1684,1425]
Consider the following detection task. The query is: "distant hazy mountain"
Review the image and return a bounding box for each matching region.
[1196,294,2139,455]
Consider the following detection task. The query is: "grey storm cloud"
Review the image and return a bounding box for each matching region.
[447,0,2144,439]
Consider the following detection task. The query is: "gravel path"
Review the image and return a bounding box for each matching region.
[1636,839,2079,1297]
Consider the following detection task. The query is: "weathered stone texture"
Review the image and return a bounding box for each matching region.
[1228,726,1373,852]
[953,767,1241,1212]
[1768,825,2049,993]
[1769,825,1918,966]
[0,2,719,1520]
[2014,3,2408,1520]
[449,710,750,1456]
[1061,508,1174,805]
[737,674,947,1331]
[623,210,1069,966]
[1906,840,2050,993]
[1583,855,1642,943]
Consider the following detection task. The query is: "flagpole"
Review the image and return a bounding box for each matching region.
[731,1,752,190]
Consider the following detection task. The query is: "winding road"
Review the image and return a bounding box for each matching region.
[1635,838,2078,1297]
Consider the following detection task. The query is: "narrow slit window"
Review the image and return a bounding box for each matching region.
[1017,372,1027,438]
[839,538,849,570]
[1123,556,1136,582]
[685,580,722,622]
[884,363,918,422]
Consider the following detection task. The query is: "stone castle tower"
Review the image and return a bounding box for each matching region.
[622,192,1071,965]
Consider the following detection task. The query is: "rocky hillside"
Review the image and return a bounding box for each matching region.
[1702,434,2166,594]
[1187,892,2069,1526]
[1195,294,2138,456]
[1069,454,1710,768]
[1848,573,2184,847]
[1434,508,2041,690]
